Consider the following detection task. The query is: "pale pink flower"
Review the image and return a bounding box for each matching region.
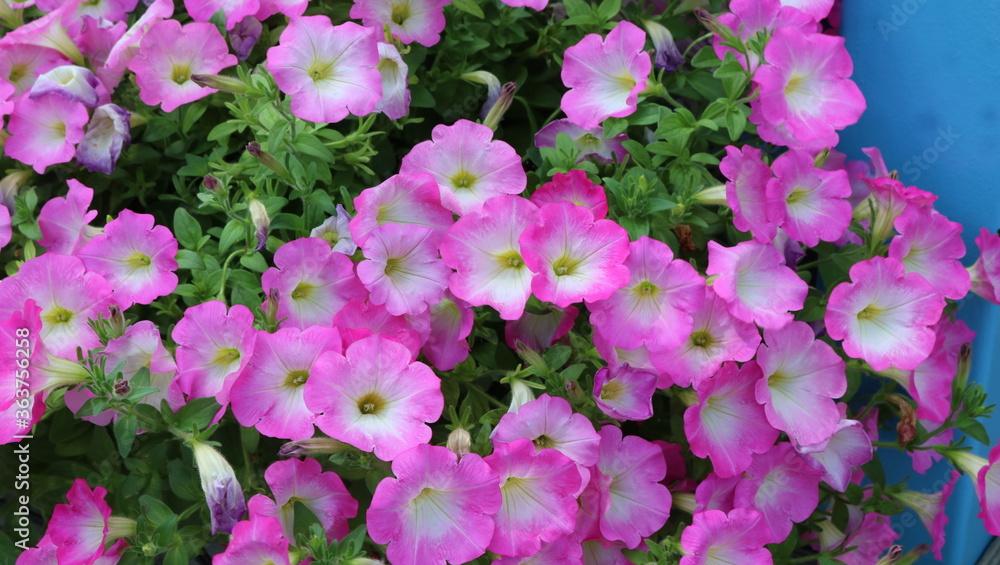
[534,119,628,164]
[593,362,657,421]
[969,227,1000,304]
[715,0,816,68]
[0,3,84,65]
[357,223,450,316]
[695,473,741,513]
[560,21,651,129]
[889,206,970,300]
[39,179,102,256]
[98,320,182,412]
[0,207,10,250]
[5,93,88,173]
[680,509,773,565]
[707,239,808,330]
[721,144,776,241]
[265,16,381,123]
[401,119,527,215]
[254,0,307,19]
[17,536,126,565]
[375,41,410,120]
[45,479,135,565]
[734,442,824,543]
[0,302,44,445]
[185,0,258,30]
[498,0,546,10]
[172,301,256,406]
[349,173,452,248]
[29,64,100,107]
[493,394,600,467]
[307,335,443,461]
[367,444,502,565]
[350,0,449,47]
[908,317,975,424]
[492,537,582,564]
[310,204,357,255]
[766,149,852,246]
[797,419,873,492]
[212,513,290,565]
[102,0,174,80]
[504,304,579,352]
[779,0,834,20]
[422,292,474,371]
[334,298,425,360]
[977,447,1000,536]
[74,18,128,90]
[825,256,945,371]
[891,470,960,560]
[0,44,69,96]
[531,170,609,219]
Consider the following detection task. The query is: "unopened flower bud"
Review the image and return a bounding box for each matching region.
[266,287,280,326]
[954,343,972,396]
[203,174,220,192]
[874,545,904,565]
[248,198,269,252]
[190,440,247,535]
[482,82,516,131]
[0,170,32,211]
[228,16,262,61]
[191,73,250,94]
[278,437,353,457]
[643,20,684,72]
[114,379,131,396]
[514,341,545,368]
[345,558,386,565]
[813,147,831,168]
[890,544,929,565]
[564,380,584,402]
[246,142,290,177]
[447,428,472,458]
[691,184,727,205]
[694,8,736,44]
[508,378,535,414]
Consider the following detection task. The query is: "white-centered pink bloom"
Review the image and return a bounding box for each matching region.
[970,227,1000,304]
[891,470,959,560]
[367,443,502,565]
[779,0,834,20]
[37,180,100,255]
[592,362,657,421]
[230,326,342,440]
[43,479,135,565]
[99,320,181,412]
[103,0,174,81]
[172,301,256,406]
[422,292,474,371]
[766,149,852,247]
[266,16,381,123]
[754,321,846,446]
[685,361,779,478]
[707,239,807,330]
[246,458,358,542]
[307,335,443,461]
[375,41,410,120]
[492,537,582,564]
[493,394,600,467]
[310,204,357,255]
[212,513,290,565]
[889,206,970,300]
[520,202,630,308]
[484,438,582,557]
[349,173,453,248]
[5,93,88,173]
[826,256,945,371]
[715,0,816,70]
[29,64,100,107]
[0,302,44,445]
[440,195,539,320]
[349,0,449,47]
[401,119,527,216]
[129,19,236,112]
[261,237,365,330]
[589,236,705,351]
[76,209,179,309]
[798,419,873,492]
[680,508,774,565]
[534,119,628,164]
[734,442,824,543]
[721,145,776,242]
[531,170,609,219]
[334,297,426,360]
[357,223,450,316]
[0,44,70,96]
[560,21,651,129]
[909,317,975,424]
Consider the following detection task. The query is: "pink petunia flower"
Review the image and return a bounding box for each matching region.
[721,144,776,242]
[76,103,131,174]
[908,317,975,424]
[98,320,181,413]
[493,394,601,467]
[891,470,960,560]
[184,0,258,30]
[5,93,88,173]
[797,419,873,492]
[254,0,307,20]
[102,0,174,81]
[492,536,583,564]
[0,207,10,250]
[261,237,365,330]
[589,236,705,351]
[29,64,100,107]
[307,335,443,460]
[422,292,474,370]
[349,173,453,248]
[74,18,128,90]
[350,0,449,47]
[592,362,657,421]
[76,209,178,309]
[367,443,502,565]
[889,206,970,300]
[129,19,236,112]
[714,0,816,71]
[560,21,651,129]
[695,472,742,514]
[825,256,945,371]
[45,479,135,565]
[230,326,342,440]
[520,202,630,308]
[685,361,779,478]
[505,304,579,352]
[356,223,450,316]
[969,227,1000,304]
[533,118,628,164]
[734,442,824,543]
[375,41,410,120]
[401,119,527,216]
[0,302,44,445]
[16,536,127,565]
[333,297,426,360]
[834,513,899,565]
[172,301,256,406]
[766,149,852,247]
[265,16,381,123]
[440,195,539,320]
[531,170,609,219]
[0,44,69,96]
[707,239,808,330]
[779,0,834,20]
[0,3,85,65]
[680,508,774,565]
[246,458,358,541]
[498,0,546,10]
[310,204,357,255]
[212,513,290,565]
[484,438,582,557]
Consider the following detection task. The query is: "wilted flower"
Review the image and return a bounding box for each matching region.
[76,104,131,174]
[190,440,247,535]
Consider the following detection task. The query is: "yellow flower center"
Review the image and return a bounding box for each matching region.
[451,169,477,190]
[390,1,411,25]
[291,282,314,300]
[633,280,659,298]
[126,252,152,268]
[285,369,310,387]
[171,63,191,85]
[690,330,713,348]
[496,249,524,269]
[552,254,581,277]
[44,306,74,325]
[533,434,555,449]
[356,392,386,415]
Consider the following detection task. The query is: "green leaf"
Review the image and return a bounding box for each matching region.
[218,220,245,253]
[543,345,573,369]
[182,102,208,134]
[240,252,269,273]
[603,117,628,139]
[862,455,886,489]
[139,495,175,526]
[175,250,205,271]
[725,104,749,141]
[956,418,991,445]
[690,46,722,68]
[561,363,586,382]
[451,0,484,18]
[621,140,653,169]
[151,514,178,547]
[174,397,221,431]
[163,546,187,565]
[114,414,138,458]
[595,0,620,20]
[562,0,591,18]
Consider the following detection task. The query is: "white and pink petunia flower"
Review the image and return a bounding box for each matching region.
[680,508,774,565]
[247,458,358,541]
[721,145,776,242]
[16,536,127,565]
[212,513,290,565]
[889,206,970,300]
[5,93,88,173]
[44,479,135,565]
[103,0,174,81]
[589,236,705,351]
[367,443,502,565]
[37,180,100,255]
[334,297,426,360]
[0,302,44,446]
[261,237,365,329]
[908,317,975,424]
[0,44,70,96]
[375,41,410,120]
[401,119,527,216]
[560,21,651,129]
[311,204,357,255]
[715,0,816,69]
[422,292,474,371]
[531,170,609,219]
[592,362,657,421]
[520,202,630,308]
[533,119,628,164]
[734,442,824,543]
[129,20,236,112]
[970,227,1000,304]
[307,335,442,461]
[29,64,100,107]
[185,0,258,29]
[493,394,601,467]
[892,471,960,560]
[504,304,579,352]
[695,472,741,514]
[440,195,539,320]
[99,320,182,412]
[766,149,852,247]
[484,438,582,557]
[357,223,450,316]
[266,16,381,123]
[172,301,256,406]
[797,419,873,492]
[755,321,846,446]
[349,173,453,248]
[826,256,945,371]
[685,361,779,478]
[230,326,342,440]
[779,0,834,20]
[350,0,449,46]
[707,239,807,330]
[76,209,179,309]
[492,536,582,564]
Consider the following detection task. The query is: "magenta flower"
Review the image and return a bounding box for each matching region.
[307,335,443,461]
[560,21,651,129]
[799,419,872,492]
[589,236,705,351]
[368,443,502,565]
[0,254,112,359]
[534,119,628,164]
[0,207,9,250]
[185,0,257,29]
[909,317,975,423]
[520,202,630,308]
[685,361,779,478]
[493,394,601,467]
[212,513,290,565]
[592,426,670,548]
[266,16,381,123]
[440,195,539,320]
[892,470,959,560]
[889,207,970,300]
[721,144,777,242]
[0,302,44,445]
[753,26,864,146]
[835,513,899,565]
[766,149,852,247]
[76,103,131,175]
[349,173,453,248]
[129,20,236,112]
[680,509,773,565]
[422,292,474,370]
[484,438,582,557]
[334,297,425,360]
[650,287,761,388]
[76,209,178,309]
[492,537,582,564]
[531,170,609,219]
[103,0,174,80]
[780,0,834,20]
[230,326,342,439]
[707,239,807,330]
[46,479,135,565]
[734,442,824,543]
[976,447,1000,536]
[350,0,449,47]
[16,536,127,565]
[375,41,410,120]
[714,0,816,70]
[247,458,358,541]
[970,227,1000,304]
[0,44,69,96]
[99,321,182,413]
[5,93,88,173]
[261,237,365,330]
[593,362,657,421]
[826,256,945,371]
[172,301,256,406]
[504,304,579,352]
[401,119,527,215]
[695,472,741,514]
[357,223,450,316]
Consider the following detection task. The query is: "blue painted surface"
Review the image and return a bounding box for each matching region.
[839,2,1000,563]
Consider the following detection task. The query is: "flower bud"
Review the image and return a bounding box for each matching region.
[694,8,737,45]
[643,20,684,72]
[0,170,32,211]
[77,104,131,174]
[564,380,584,403]
[203,174,220,192]
[246,142,290,177]
[278,437,353,457]
[190,440,247,535]
[248,198,269,252]
[114,379,131,396]
[447,428,472,458]
[482,82,516,131]
[228,16,262,61]
[691,183,727,205]
[191,73,250,94]
[874,545,904,565]
[508,377,535,414]
[265,287,280,326]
